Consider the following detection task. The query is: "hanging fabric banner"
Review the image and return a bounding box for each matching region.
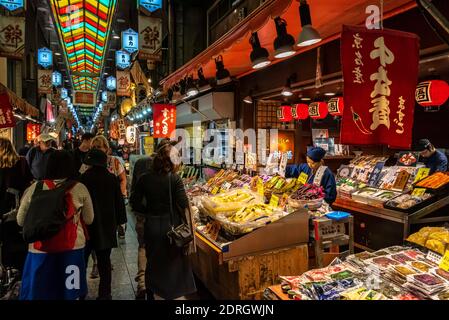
[340,25,419,149]
[0,16,25,59]
[26,123,40,142]
[38,69,53,94]
[116,71,131,97]
[138,15,162,62]
[0,92,15,129]
[153,104,176,138]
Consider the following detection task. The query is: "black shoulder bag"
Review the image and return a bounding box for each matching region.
[166,173,193,248]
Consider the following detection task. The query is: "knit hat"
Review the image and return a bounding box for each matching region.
[307,147,327,162]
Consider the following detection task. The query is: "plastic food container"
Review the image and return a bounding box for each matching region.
[287,197,324,210]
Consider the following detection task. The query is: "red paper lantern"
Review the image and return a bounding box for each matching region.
[327,97,344,116]
[291,104,309,120]
[415,80,449,107]
[309,102,328,119]
[277,105,293,122]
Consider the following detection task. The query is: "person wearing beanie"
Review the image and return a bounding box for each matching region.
[286,146,337,204]
[416,139,447,175]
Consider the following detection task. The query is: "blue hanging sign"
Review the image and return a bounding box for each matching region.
[102,91,108,102]
[52,71,62,87]
[116,50,131,69]
[0,0,24,11]
[38,47,53,68]
[61,88,68,99]
[122,28,139,54]
[106,76,116,91]
[139,0,162,13]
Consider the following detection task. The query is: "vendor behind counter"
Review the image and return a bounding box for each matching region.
[285,147,337,205]
[417,139,448,174]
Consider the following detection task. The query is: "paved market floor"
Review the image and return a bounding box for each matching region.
[86,208,213,300]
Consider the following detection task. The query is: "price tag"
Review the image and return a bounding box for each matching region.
[414,167,430,183]
[392,171,410,191]
[297,172,308,185]
[211,187,219,195]
[439,250,449,272]
[274,179,284,189]
[257,178,264,197]
[426,251,442,265]
[269,194,279,208]
[411,188,426,197]
[221,182,232,191]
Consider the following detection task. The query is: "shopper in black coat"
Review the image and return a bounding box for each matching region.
[130,139,196,300]
[79,149,127,300]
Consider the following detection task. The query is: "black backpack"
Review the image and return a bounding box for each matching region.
[22,180,77,243]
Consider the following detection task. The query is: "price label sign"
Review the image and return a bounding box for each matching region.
[221,182,232,191]
[414,167,430,183]
[426,251,442,265]
[269,194,279,208]
[297,172,308,185]
[211,187,219,195]
[274,179,284,189]
[411,188,426,197]
[439,250,449,272]
[392,171,410,191]
[257,178,264,197]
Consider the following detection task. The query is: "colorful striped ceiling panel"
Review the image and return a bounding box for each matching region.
[50,0,116,91]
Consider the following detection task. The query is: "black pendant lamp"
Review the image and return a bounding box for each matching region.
[297,0,321,47]
[273,17,296,59]
[197,67,209,87]
[215,55,231,85]
[186,75,199,97]
[249,32,271,69]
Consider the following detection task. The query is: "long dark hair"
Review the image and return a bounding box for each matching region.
[152,140,177,175]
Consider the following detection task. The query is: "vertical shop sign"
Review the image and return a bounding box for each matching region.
[37,47,52,68]
[122,28,138,54]
[138,15,162,61]
[106,76,116,91]
[0,0,24,11]
[0,92,15,128]
[340,25,419,149]
[38,69,53,94]
[126,126,136,144]
[26,123,40,141]
[139,0,162,14]
[116,71,131,97]
[153,104,176,138]
[0,16,25,59]
[107,91,116,108]
[116,50,131,69]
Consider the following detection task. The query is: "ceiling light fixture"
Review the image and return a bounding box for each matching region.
[243,95,253,104]
[324,92,336,96]
[186,75,199,97]
[112,30,120,40]
[281,74,296,97]
[301,97,311,101]
[249,32,271,69]
[215,55,231,85]
[297,0,322,47]
[197,67,209,87]
[273,17,296,59]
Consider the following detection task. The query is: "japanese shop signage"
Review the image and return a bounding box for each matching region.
[126,126,136,144]
[116,50,131,69]
[107,91,116,108]
[138,15,162,61]
[26,123,40,141]
[116,71,131,97]
[73,91,96,106]
[139,0,162,14]
[38,47,53,68]
[52,71,62,87]
[106,76,116,91]
[102,91,108,102]
[367,161,385,187]
[122,28,138,54]
[0,16,25,59]
[0,92,15,129]
[340,25,419,149]
[60,87,68,99]
[153,104,176,138]
[0,0,24,11]
[37,69,53,94]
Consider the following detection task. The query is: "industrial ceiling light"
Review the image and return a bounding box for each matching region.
[273,17,296,59]
[197,67,209,87]
[281,76,294,97]
[186,75,199,97]
[249,32,271,69]
[243,95,253,104]
[215,55,231,85]
[112,30,120,40]
[297,0,322,47]
[324,92,336,96]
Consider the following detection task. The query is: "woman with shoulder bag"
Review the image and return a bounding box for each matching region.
[130,139,196,300]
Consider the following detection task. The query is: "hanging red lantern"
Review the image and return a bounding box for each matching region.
[415,80,449,110]
[309,102,328,119]
[291,104,309,120]
[327,97,344,116]
[277,105,293,122]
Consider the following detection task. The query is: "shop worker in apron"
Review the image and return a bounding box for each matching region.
[286,147,337,204]
[417,139,448,175]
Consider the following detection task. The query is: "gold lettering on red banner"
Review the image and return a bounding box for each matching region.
[352,33,364,84]
[394,96,405,134]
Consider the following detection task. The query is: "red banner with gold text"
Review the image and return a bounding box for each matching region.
[153,104,176,138]
[340,25,419,149]
[0,92,16,129]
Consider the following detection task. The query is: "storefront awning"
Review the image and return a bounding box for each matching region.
[0,83,39,118]
[160,0,417,91]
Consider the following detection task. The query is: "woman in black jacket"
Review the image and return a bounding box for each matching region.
[130,139,196,300]
[0,138,33,272]
[79,149,127,300]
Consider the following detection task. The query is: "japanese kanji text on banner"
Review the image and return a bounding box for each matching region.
[153,104,176,138]
[340,25,420,149]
